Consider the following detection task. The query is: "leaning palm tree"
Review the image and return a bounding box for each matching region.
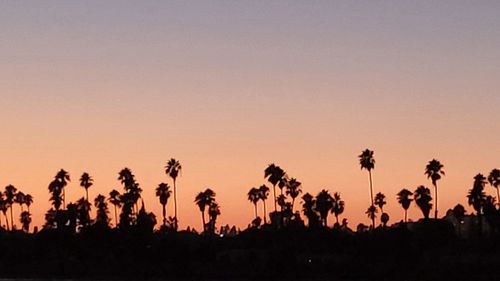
[425,159,445,219]
[315,189,333,227]
[467,173,487,235]
[165,158,182,229]
[258,185,270,224]
[264,164,286,212]
[80,172,93,203]
[155,183,172,227]
[55,169,70,209]
[285,178,302,211]
[108,189,121,227]
[247,187,260,220]
[414,185,433,220]
[488,169,500,204]
[194,188,216,233]
[331,192,345,225]
[4,185,17,230]
[359,149,375,207]
[397,189,413,222]
[365,205,378,229]
[374,192,386,213]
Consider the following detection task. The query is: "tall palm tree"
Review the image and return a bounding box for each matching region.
[374,192,386,213]
[425,159,445,219]
[24,194,33,213]
[194,188,216,233]
[108,189,121,227]
[247,187,260,220]
[55,169,70,209]
[4,185,17,230]
[258,185,270,224]
[467,173,487,235]
[80,172,93,203]
[359,149,375,207]
[264,164,286,212]
[365,205,378,228]
[331,192,345,225]
[165,158,182,229]
[414,185,432,220]
[285,178,302,211]
[488,169,500,205]
[397,189,413,222]
[155,183,172,227]
[315,189,333,227]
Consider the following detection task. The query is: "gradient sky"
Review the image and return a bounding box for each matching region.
[1,1,499,230]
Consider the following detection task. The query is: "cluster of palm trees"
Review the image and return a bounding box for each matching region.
[194,189,220,233]
[0,185,33,232]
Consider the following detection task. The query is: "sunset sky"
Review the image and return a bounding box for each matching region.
[1,1,499,231]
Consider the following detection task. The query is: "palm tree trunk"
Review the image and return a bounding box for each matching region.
[371,216,375,230]
[162,204,167,227]
[272,184,277,212]
[434,183,438,219]
[10,207,14,231]
[86,189,89,203]
[5,213,9,231]
[173,179,178,230]
[335,214,339,224]
[404,209,408,223]
[201,211,206,233]
[368,170,374,206]
[496,187,500,208]
[262,199,267,224]
[114,205,118,227]
[254,204,258,220]
[63,188,66,209]
[291,198,295,213]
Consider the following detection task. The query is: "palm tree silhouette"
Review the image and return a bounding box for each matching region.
[247,187,260,220]
[425,159,445,219]
[365,205,378,228]
[24,194,33,213]
[380,213,389,228]
[331,192,345,225]
[452,204,466,237]
[194,188,216,233]
[108,189,121,227]
[207,201,220,234]
[397,189,413,222]
[414,185,432,220]
[155,183,172,228]
[258,185,270,224]
[0,195,8,230]
[20,211,31,233]
[94,194,110,227]
[4,185,17,230]
[15,191,25,213]
[55,169,70,209]
[302,193,319,227]
[285,178,302,211]
[467,173,487,235]
[165,158,182,230]
[80,172,93,203]
[374,192,386,213]
[488,169,500,204]
[359,149,375,207]
[264,164,286,212]
[315,190,333,227]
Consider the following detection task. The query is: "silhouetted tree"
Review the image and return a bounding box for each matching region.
[4,185,17,230]
[374,192,386,213]
[76,197,92,228]
[397,189,413,222]
[264,164,286,212]
[117,168,142,229]
[195,188,216,233]
[302,193,320,228]
[80,172,93,203]
[488,169,500,205]
[20,211,31,233]
[359,149,375,207]
[108,189,121,227]
[165,158,182,230]
[365,205,378,228]
[285,178,302,211]
[15,191,25,213]
[24,194,33,213]
[331,192,345,225]
[468,173,487,235]
[0,195,8,230]
[136,200,157,233]
[207,201,220,234]
[316,190,333,227]
[381,212,389,228]
[452,204,466,237]
[247,187,260,220]
[94,194,110,228]
[55,169,70,209]
[258,185,270,224]
[155,183,171,227]
[425,159,445,219]
[414,185,432,220]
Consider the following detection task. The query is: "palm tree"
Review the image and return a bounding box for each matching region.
[414,185,433,220]
[155,183,172,227]
[374,192,386,213]
[264,164,286,212]
[285,178,302,211]
[194,188,216,233]
[207,201,221,234]
[0,195,7,230]
[24,194,33,213]
[55,169,70,209]
[94,194,110,227]
[247,187,260,220]
[467,173,487,235]
[108,189,121,227]
[4,185,17,230]
[331,192,345,225]
[258,185,270,224]
[302,193,319,227]
[488,169,500,205]
[397,189,413,222]
[315,189,333,227]
[425,159,445,219]
[452,204,466,237]
[380,213,389,228]
[20,211,31,233]
[80,172,93,202]
[359,149,375,207]
[165,158,182,229]
[15,191,25,212]
[365,205,378,228]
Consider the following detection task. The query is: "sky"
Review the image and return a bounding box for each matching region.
[1,1,499,231]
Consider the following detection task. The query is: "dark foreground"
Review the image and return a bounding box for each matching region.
[0,222,498,281]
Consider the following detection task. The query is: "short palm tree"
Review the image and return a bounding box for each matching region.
[467,173,487,235]
[315,189,333,227]
[487,169,500,204]
[285,178,302,211]
[80,172,93,202]
[20,211,31,233]
[194,188,216,233]
[425,159,445,219]
[365,205,378,228]
[414,185,432,220]
[331,192,345,225]
[155,183,172,227]
[359,149,375,207]
[4,185,17,230]
[247,187,260,220]
[165,158,182,229]
[108,189,121,227]
[258,185,270,224]
[94,194,110,227]
[374,192,386,213]
[264,164,286,212]
[397,188,413,222]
